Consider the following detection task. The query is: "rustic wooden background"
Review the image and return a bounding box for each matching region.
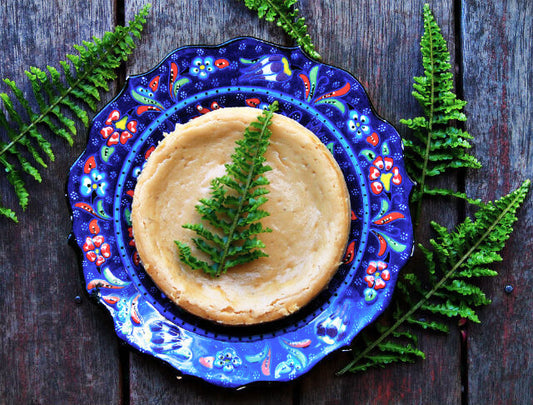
[0,0,531,403]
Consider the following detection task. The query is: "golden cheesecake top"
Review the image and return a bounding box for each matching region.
[131,107,350,325]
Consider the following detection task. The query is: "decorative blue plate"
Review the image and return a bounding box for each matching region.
[67,37,414,388]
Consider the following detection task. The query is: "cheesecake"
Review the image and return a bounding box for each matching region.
[131,107,350,325]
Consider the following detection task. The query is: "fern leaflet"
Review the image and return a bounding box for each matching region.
[175,102,278,277]
[0,4,151,222]
[338,179,530,374]
[240,0,321,60]
[400,4,481,225]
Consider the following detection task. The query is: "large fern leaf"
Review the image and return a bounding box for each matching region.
[0,4,151,222]
[240,0,320,60]
[175,103,278,277]
[337,3,530,375]
[338,179,530,374]
[400,4,481,225]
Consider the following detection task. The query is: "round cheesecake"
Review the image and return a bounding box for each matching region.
[131,107,350,325]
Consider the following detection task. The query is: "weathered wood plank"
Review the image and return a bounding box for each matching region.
[0,1,122,403]
[124,1,294,402]
[124,0,290,75]
[299,1,463,403]
[461,1,533,404]
[129,350,297,405]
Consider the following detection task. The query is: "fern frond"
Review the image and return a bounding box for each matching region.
[338,180,530,374]
[400,4,481,225]
[176,102,278,277]
[240,0,320,60]
[0,4,151,221]
[422,187,483,206]
[0,202,18,222]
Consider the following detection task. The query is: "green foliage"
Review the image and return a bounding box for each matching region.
[336,3,531,375]
[240,0,321,60]
[175,103,278,277]
[0,4,151,222]
[239,1,528,375]
[400,4,481,225]
[339,179,530,374]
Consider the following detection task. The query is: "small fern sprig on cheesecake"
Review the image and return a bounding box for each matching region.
[175,102,278,277]
[0,4,151,222]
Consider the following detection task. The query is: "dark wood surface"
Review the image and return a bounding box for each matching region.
[0,1,531,403]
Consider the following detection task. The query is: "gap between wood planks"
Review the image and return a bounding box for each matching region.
[453,1,469,405]
[114,2,131,404]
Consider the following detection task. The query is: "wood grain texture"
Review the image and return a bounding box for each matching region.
[124,0,288,75]
[461,1,533,404]
[129,350,296,405]
[0,1,121,404]
[299,1,463,404]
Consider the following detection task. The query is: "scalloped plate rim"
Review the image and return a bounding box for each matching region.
[67,36,414,388]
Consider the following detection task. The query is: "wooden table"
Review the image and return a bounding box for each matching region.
[1,1,531,403]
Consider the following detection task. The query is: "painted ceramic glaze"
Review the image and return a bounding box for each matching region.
[67,37,414,387]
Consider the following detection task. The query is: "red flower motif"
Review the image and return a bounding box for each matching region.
[368,156,402,195]
[127,226,136,247]
[100,109,138,147]
[364,261,390,290]
[83,234,111,267]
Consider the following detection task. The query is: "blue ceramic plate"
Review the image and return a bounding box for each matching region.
[67,37,414,388]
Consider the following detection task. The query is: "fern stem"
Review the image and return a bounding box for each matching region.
[413,18,436,227]
[0,23,138,161]
[1,86,69,159]
[337,184,526,375]
[266,0,299,41]
[264,0,320,60]
[218,107,275,271]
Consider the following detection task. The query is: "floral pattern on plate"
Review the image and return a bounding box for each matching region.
[67,37,414,388]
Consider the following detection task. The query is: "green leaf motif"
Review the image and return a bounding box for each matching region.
[0,4,151,222]
[100,145,115,162]
[175,102,279,277]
